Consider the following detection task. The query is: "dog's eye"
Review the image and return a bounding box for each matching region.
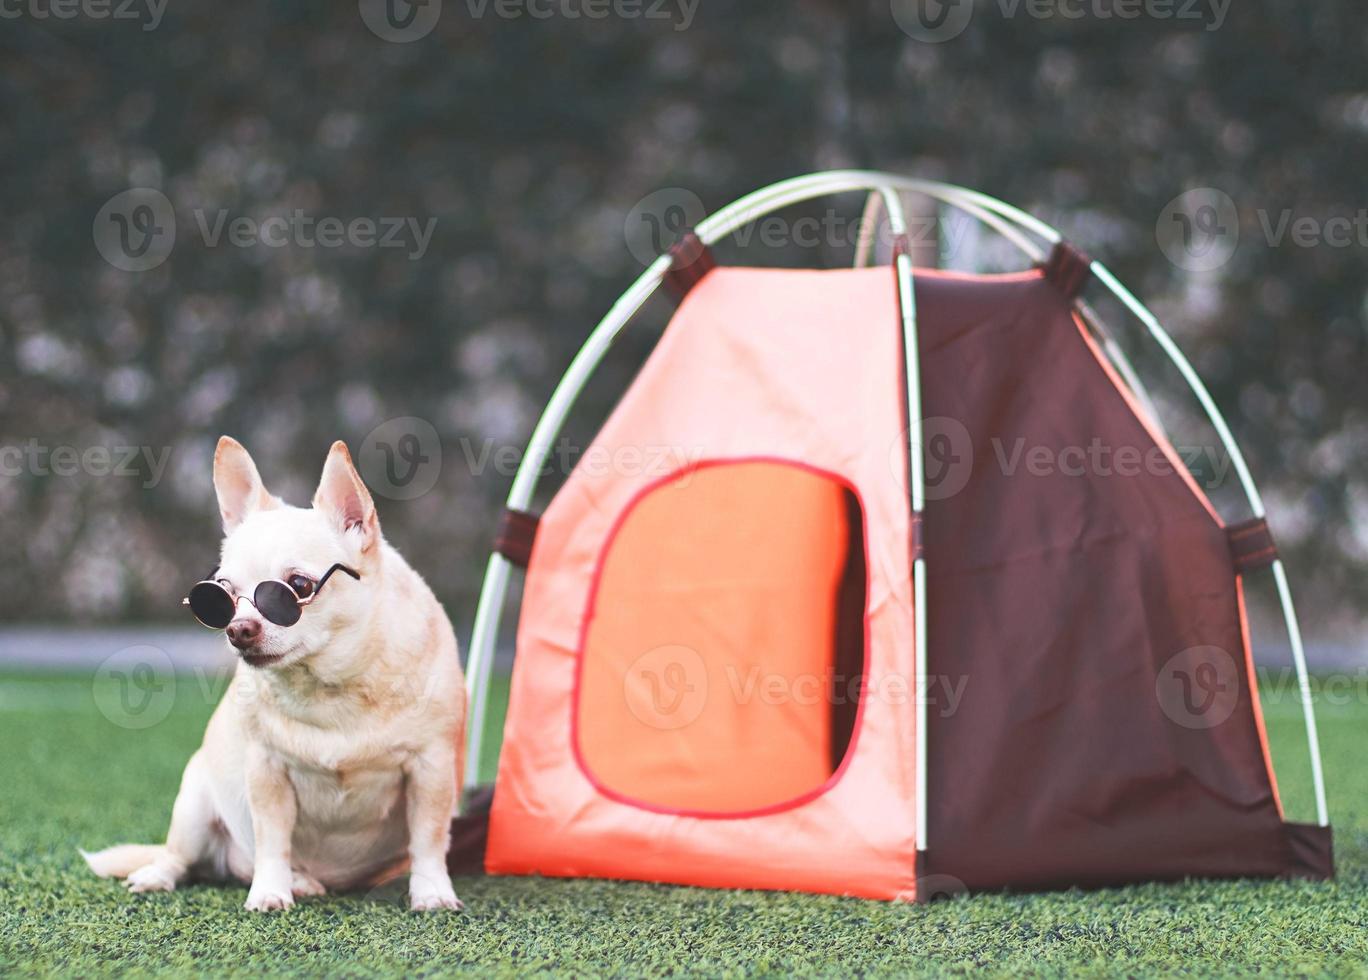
[287,575,315,599]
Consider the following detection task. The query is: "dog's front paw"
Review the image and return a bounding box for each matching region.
[245,882,295,912]
[291,870,326,898]
[125,863,178,894]
[409,873,464,912]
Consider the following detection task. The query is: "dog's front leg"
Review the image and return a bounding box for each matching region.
[404,743,463,911]
[244,746,297,912]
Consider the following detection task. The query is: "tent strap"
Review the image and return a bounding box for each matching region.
[1040,240,1093,299]
[663,231,717,300]
[493,508,541,568]
[1228,517,1279,574]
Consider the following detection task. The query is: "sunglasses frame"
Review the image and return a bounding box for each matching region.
[182,562,361,630]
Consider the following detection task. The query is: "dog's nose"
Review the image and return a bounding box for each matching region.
[227,619,262,650]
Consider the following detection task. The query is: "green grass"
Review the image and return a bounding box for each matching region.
[1,669,1366,978]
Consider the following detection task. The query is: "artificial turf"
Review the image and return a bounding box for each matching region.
[1,667,1366,977]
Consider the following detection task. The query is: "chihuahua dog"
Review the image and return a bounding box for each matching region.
[82,436,466,912]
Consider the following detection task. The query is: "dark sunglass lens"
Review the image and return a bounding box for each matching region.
[188,582,236,629]
[255,581,302,627]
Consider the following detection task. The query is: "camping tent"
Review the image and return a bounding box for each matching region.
[458,172,1332,900]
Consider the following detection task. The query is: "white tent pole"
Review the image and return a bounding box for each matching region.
[462,554,510,787]
[854,191,883,268]
[1272,558,1329,826]
[879,191,931,853]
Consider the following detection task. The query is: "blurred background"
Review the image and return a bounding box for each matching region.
[0,0,1364,665]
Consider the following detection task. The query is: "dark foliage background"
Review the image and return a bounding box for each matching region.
[1,0,1364,650]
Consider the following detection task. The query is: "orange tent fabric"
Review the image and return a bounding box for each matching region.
[578,460,855,814]
[487,267,920,899]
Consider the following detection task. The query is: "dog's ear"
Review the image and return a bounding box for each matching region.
[213,436,279,532]
[314,441,378,550]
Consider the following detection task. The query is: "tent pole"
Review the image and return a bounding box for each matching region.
[854,192,883,268]
[1272,558,1330,825]
[463,554,510,788]
[880,191,930,854]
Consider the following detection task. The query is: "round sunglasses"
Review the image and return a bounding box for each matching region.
[183,563,361,630]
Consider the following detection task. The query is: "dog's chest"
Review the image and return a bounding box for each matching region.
[290,759,405,831]
[286,757,412,883]
[256,708,419,830]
